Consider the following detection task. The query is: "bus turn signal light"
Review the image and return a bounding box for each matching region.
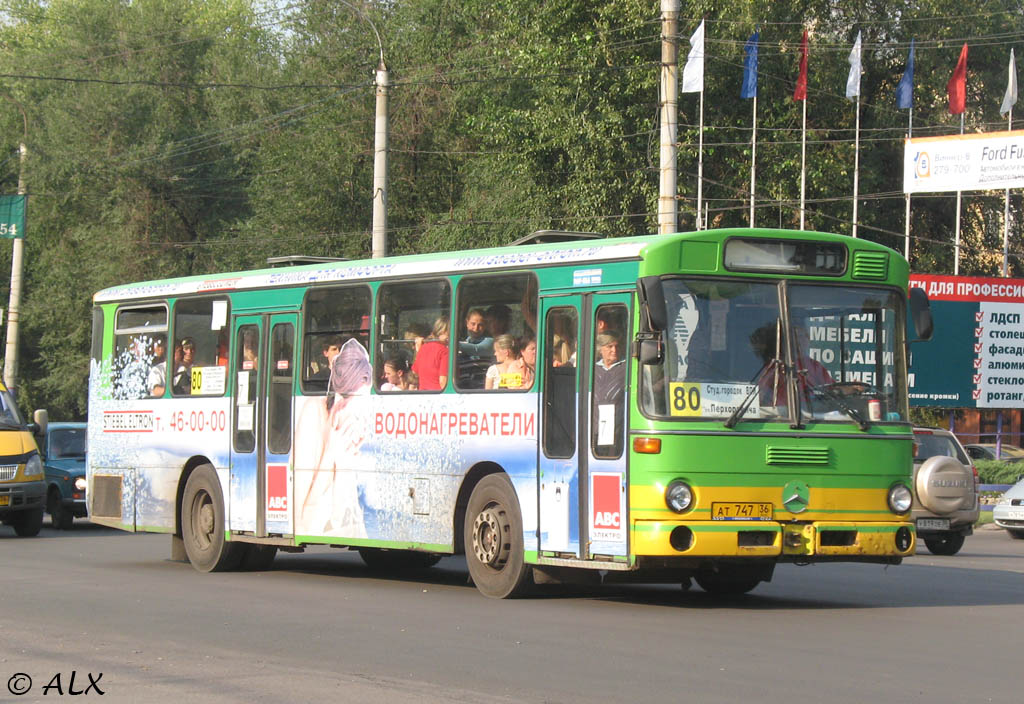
[633,437,661,454]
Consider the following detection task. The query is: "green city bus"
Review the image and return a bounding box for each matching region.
[87,228,932,597]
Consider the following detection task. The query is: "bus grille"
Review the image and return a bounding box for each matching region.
[852,251,888,280]
[766,446,831,466]
[91,475,123,519]
[0,465,17,480]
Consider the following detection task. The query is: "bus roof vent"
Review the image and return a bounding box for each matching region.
[508,230,604,246]
[851,251,888,281]
[266,255,348,267]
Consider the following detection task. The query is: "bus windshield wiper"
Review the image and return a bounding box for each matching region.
[724,359,780,429]
[804,379,871,431]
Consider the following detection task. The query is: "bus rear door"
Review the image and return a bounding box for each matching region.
[230,313,298,538]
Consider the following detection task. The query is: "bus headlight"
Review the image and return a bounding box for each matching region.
[665,481,693,513]
[888,484,912,514]
[24,454,43,478]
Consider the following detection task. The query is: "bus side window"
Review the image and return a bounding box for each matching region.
[543,307,578,458]
[112,304,167,400]
[592,303,627,459]
[170,297,230,397]
[454,272,537,391]
[267,322,294,455]
[377,279,451,392]
[301,285,372,394]
[234,324,259,453]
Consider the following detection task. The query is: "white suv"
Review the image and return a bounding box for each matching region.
[912,428,979,555]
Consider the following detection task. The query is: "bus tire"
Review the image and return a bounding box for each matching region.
[464,473,531,599]
[181,464,244,572]
[695,565,764,595]
[239,544,277,571]
[923,533,965,556]
[12,507,44,537]
[358,547,442,570]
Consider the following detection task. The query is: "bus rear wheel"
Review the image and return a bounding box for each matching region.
[181,464,244,572]
[464,474,531,599]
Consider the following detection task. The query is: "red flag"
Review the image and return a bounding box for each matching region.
[947,43,968,114]
[794,31,808,101]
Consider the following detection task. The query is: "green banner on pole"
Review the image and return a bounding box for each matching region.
[0,195,26,239]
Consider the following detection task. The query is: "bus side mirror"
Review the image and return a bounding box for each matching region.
[31,408,48,439]
[909,287,933,341]
[636,276,668,332]
[634,335,664,365]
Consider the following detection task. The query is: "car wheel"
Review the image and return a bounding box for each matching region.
[1007,529,1024,540]
[464,473,531,598]
[181,464,245,572]
[47,489,73,530]
[12,507,44,537]
[923,533,966,555]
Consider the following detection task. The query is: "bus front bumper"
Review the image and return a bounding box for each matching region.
[633,519,915,560]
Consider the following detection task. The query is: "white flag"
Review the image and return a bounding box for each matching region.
[681,20,705,93]
[1000,48,1018,117]
[845,31,862,100]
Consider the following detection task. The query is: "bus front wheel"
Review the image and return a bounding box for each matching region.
[181,464,244,572]
[464,474,531,599]
[695,565,766,596]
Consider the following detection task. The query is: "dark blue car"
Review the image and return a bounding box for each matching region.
[43,422,87,529]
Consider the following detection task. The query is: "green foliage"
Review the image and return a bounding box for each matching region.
[974,459,1024,485]
[0,0,1020,418]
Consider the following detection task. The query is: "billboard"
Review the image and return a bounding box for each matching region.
[909,274,1024,409]
[904,130,1024,194]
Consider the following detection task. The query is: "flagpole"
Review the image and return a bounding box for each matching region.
[904,106,913,260]
[1004,105,1012,276]
[750,95,757,227]
[955,114,963,275]
[800,99,807,230]
[852,95,860,237]
[697,89,704,230]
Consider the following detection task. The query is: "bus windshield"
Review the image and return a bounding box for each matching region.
[641,278,908,423]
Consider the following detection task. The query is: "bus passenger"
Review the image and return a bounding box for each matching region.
[411,315,450,390]
[147,335,167,397]
[485,335,521,389]
[593,332,625,449]
[458,308,493,359]
[381,356,410,391]
[171,337,196,395]
[485,304,511,338]
[513,335,536,389]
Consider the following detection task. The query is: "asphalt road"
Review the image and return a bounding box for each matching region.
[2,522,1021,703]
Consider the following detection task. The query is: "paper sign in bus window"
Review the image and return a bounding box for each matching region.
[597,404,615,445]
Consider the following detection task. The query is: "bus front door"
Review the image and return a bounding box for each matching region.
[230,313,298,539]
[538,292,631,561]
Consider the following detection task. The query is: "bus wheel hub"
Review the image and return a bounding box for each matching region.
[473,506,508,568]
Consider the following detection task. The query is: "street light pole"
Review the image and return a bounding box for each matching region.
[372,59,389,259]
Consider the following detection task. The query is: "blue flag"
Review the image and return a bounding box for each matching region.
[896,39,915,109]
[741,31,759,99]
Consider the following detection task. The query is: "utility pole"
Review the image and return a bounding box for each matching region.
[372,58,389,259]
[4,142,26,392]
[658,0,679,235]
